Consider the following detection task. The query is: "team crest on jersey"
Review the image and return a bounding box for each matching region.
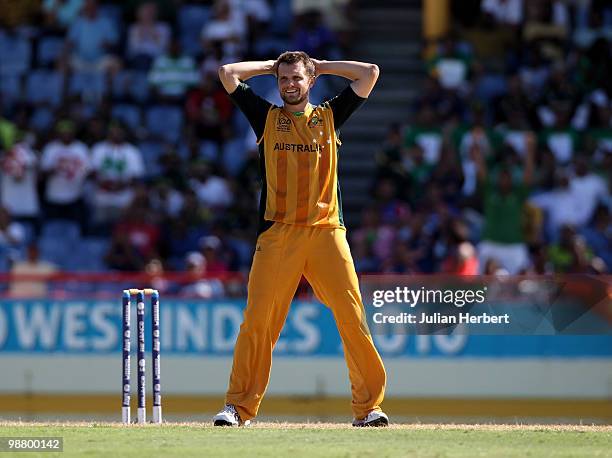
[308,114,321,128]
[276,112,291,132]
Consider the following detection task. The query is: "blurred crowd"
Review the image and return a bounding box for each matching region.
[367,0,610,275]
[0,0,609,291]
[0,0,354,293]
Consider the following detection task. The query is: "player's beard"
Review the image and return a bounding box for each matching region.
[281,88,308,106]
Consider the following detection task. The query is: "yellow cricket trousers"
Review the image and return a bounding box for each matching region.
[225,222,386,421]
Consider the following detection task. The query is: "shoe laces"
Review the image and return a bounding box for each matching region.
[224,404,240,422]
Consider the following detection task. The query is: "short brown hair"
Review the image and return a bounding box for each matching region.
[275,51,315,78]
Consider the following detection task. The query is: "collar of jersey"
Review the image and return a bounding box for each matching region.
[284,103,314,118]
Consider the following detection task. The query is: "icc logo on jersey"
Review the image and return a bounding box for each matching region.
[276,113,291,132]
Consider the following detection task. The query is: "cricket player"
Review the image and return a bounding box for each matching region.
[213,51,388,427]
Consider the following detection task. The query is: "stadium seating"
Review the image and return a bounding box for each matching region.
[309,78,329,105]
[68,71,107,102]
[112,71,150,103]
[30,107,56,132]
[39,236,70,269]
[138,141,165,177]
[73,238,110,271]
[111,70,132,100]
[232,110,251,138]
[145,105,183,144]
[221,139,247,176]
[227,237,255,267]
[0,75,21,108]
[0,33,31,76]
[178,4,211,56]
[199,141,220,162]
[19,222,37,246]
[0,252,8,273]
[269,0,293,35]
[253,37,291,58]
[26,70,64,106]
[42,220,81,240]
[128,71,151,103]
[111,104,142,131]
[247,76,277,100]
[37,36,65,67]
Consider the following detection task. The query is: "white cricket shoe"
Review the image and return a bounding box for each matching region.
[213,404,247,426]
[352,411,389,427]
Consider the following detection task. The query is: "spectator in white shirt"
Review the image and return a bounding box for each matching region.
[0,141,40,232]
[230,0,271,36]
[41,120,91,232]
[201,0,244,61]
[127,1,171,70]
[482,0,523,26]
[569,157,609,227]
[230,0,272,56]
[530,172,582,240]
[189,161,233,209]
[90,121,145,226]
[150,180,184,219]
[501,114,532,158]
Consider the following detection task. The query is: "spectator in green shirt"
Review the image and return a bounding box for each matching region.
[0,116,18,150]
[473,132,536,274]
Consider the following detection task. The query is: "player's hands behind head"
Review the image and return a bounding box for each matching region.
[310,58,323,77]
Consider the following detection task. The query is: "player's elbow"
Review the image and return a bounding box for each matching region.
[368,64,380,81]
[218,65,231,82]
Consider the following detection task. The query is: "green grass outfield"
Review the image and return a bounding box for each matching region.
[0,422,610,457]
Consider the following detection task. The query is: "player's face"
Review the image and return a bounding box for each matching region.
[277,62,314,106]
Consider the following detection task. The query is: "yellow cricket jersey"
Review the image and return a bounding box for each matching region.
[258,103,341,226]
[229,82,365,235]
